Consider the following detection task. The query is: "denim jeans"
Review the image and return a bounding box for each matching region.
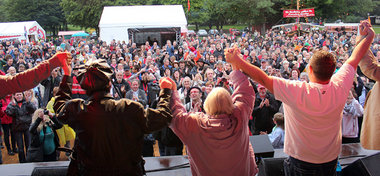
[284,156,337,176]
[15,130,31,163]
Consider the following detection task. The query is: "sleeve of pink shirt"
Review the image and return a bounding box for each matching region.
[230,70,255,124]
[169,89,199,140]
[331,63,356,94]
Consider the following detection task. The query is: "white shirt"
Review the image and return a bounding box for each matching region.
[273,63,355,164]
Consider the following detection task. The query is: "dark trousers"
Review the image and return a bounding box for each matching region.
[164,144,183,156]
[15,130,31,163]
[44,151,58,162]
[284,156,338,176]
[2,124,16,152]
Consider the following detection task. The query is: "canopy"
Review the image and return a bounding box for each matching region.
[99,5,187,28]
[58,31,85,36]
[99,5,187,43]
[72,32,89,37]
[0,21,46,41]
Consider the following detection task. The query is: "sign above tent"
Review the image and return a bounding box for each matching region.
[283,9,315,18]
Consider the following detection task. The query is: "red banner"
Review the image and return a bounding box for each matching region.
[300,9,315,17]
[283,10,300,18]
[283,8,315,18]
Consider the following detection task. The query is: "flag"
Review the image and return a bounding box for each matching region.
[188,0,190,12]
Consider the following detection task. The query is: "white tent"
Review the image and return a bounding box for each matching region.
[0,21,46,41]
[99,5,187,44]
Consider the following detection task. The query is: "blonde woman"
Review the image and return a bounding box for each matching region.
[192,73,204,87]
[167,66,258,176]
[28,109,62,162]
[24,89,39,108]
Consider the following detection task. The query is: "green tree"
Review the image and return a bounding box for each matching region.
[3,0,65,35]
[205,0,229,29]
[61,0,149,33]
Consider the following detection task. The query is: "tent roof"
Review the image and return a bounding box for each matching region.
[99,5,187,28]
[0,21,41,36]
[324,23,359,27]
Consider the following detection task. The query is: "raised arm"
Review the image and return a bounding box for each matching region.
[141,78,173,133]
[226,48,274,93]
[230,70,255,123]
[53,59,74,124]
[345,20,375,69]
[359,50,380,82]
[143,88,173,133]
[0,52,71,98]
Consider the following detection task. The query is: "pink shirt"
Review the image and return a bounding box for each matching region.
[170,70,258,176]
[273,63,355,163]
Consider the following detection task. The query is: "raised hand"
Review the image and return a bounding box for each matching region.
[159,77,173,90]
[225,47,242,68]
[166,77,177,90]
[54,52,72,67]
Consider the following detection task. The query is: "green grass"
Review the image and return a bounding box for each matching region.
[67,24,84,31]
[373,25,380,34]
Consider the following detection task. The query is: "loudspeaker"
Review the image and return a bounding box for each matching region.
[258,157,286,176]
[250,135,274,158]
[342,152,380,176]
[31,166,68,176]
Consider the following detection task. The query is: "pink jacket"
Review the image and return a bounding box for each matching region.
[170,70,258,176]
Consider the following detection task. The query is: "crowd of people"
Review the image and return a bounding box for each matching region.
[0,19,378,176]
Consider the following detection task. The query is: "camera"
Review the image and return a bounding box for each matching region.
[43,109,50,115]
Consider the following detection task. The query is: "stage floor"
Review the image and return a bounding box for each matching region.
[0,143,378,175]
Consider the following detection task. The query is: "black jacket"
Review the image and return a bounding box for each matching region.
[41,75,61,107]
[5,100,36,132]
[252,93,279,134]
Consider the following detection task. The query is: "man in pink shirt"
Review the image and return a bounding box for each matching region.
[226,21,374,176]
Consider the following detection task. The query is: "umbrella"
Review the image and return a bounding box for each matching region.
[72,32,89,37]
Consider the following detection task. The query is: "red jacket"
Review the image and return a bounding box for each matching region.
[0,95,13,124]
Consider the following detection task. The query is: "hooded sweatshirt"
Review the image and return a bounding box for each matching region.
[170,70,258,176]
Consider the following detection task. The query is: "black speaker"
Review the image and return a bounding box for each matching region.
[31,166,68,176]
[258,157,286,176]
[342,152,380,176]
[249,135,274,158]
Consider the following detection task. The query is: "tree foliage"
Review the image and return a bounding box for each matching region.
[0,0,378,36]
[60,0,149,32]
[1,0,65,35]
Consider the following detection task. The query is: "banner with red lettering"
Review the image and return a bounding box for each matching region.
[283,8,315,18]
[283,10,300,18]
[300,9,315,17]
